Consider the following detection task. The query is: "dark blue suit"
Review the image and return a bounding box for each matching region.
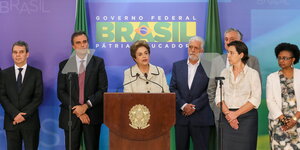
[170,59,214,150]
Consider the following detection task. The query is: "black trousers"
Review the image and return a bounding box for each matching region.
[64,124,101,150]
[175,124,210,150]
[6,128,40,150]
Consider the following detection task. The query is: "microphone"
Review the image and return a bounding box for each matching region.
[215,77,225,80]
[143,73,164,93]
[116,73,140,92]
[215,76,225,86]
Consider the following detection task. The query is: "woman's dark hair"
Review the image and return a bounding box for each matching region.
[227,41,249,64]
[130,40,150,59]
[275,43,300,64]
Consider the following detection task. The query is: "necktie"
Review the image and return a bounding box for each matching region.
[17,68,23,92]
[78,60,85,104]
[79,60,85,74]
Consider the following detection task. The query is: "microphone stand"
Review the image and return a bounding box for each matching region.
[116,73,140,92]
[67,72,75,150]
[216,77,224,150]
[144,73,164,93]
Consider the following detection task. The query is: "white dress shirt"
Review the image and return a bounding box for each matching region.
[181,59,200,110]
[187,59,200,89]
[215,65,261,109]
[76,54,87,74]
[15,64,27,83]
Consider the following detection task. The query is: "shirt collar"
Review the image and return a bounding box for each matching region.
[229,64,249,74]
[131,64,160,78]
[15,64,27,70]
[187,59,200,65]
[76,54,87,63]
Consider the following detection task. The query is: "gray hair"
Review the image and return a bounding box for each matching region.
[224,28,243,40]
[188,36,205,49]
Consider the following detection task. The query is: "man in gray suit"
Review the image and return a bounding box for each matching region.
[207,28,261,127]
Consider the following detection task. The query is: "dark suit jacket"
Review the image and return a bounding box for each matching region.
[170,59,214,126]
[0,66,43,130]
[57,55,108,130]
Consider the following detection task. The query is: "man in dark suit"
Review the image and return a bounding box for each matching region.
[0,41,43,150]
[57,31,108,150]
[170,36,214,150]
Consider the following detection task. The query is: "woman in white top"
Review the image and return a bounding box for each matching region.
[266,43,300,149]
[215,41,261,150]
[123,40,169,93]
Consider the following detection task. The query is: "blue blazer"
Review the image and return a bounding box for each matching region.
[170,59,214,126]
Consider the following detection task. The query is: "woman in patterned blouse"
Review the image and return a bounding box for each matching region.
[266,43,300,149]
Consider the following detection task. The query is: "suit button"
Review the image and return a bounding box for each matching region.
[146,82,149,84]
[147,91,150,93]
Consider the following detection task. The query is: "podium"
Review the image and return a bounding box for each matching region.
[104,93,176,150]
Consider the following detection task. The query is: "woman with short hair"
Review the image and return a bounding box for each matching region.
[215,41,261,150]
[267,42,300,149]
[123,40,169,93]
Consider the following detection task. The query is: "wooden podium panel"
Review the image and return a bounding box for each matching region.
[104,93,175,150]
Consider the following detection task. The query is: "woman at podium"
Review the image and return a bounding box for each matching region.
[215,41,261,150]
[123,40,169,93]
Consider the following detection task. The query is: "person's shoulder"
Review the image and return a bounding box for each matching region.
[91,55,104,62]
[1,66,14,74]
[59,58,69,66]
[152,65,166,74]
[173,59,186,66]
[28,65,41,72]
[220,67,230,75]
[124,67,131,74]
[156,66,164,71]
[246,65,259,73]
[150,64,163,70]
[294,68,300,73]
[266,71,279,80]
[124,64,137,74]
[293,68,300,77]
[27,66,43,77]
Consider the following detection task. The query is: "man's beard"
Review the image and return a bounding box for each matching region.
[188,54,199,61]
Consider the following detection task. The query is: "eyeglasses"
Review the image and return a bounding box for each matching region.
[188,45,200,50]
[277,56,293,61]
